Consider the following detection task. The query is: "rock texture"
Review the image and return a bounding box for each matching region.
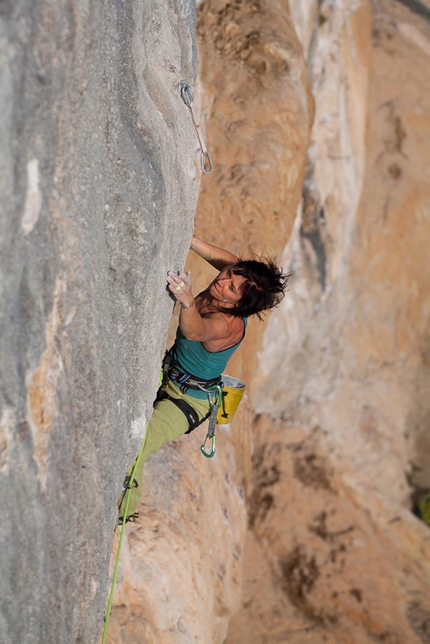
[106,430,246,644]
[2,0,430,643]
[108,2,313,642]
[0,1,197,642]
[230,0,430,642]
[228,421,430,644]
[189,0,314,393]
[111,0,430,643]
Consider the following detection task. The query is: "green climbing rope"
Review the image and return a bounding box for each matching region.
[101,383,223,639]
[101,426,149,644]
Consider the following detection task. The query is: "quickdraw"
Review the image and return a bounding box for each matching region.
[200,402,219,458]
[199,383,223,458]
[180,81,213,174]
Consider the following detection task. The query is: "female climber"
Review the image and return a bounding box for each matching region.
[117,235,289,524]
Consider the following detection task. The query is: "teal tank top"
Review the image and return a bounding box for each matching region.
[172,317,248,399]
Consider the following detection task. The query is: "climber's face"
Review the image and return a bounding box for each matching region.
[209,265,245,307]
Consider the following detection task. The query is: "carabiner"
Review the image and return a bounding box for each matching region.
[123,475,138,490]
[180,81,193,109]
[200,150,213,174]
[201,432,216,458]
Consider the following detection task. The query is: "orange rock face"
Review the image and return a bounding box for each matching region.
[189,0,314,394]
[195,0,313,258]
[230,0,430,642]
[106,431,247,644]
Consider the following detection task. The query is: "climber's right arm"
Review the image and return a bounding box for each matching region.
[190,235,239,271]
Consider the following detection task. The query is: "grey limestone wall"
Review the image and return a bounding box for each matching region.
[0,0,197,642]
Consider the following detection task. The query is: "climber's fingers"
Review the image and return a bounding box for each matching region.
[167,270,193,302]
[167,269,191,289]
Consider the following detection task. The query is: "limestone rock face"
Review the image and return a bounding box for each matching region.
[228,419,430,644]
[3,0,430,643]
[107,431,246,644]
[190,0,315,391]
[231,0,430,642]
[110,0,430,642]
[195,0,314,256]
[0,1,197,642]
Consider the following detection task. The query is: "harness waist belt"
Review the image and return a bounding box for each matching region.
[164,352,222,393]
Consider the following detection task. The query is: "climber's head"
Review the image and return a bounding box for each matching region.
[215,258,290,319]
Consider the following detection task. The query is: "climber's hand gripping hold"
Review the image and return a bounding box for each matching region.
[167,270,194,310]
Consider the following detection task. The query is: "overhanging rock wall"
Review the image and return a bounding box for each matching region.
[0,1,197,642]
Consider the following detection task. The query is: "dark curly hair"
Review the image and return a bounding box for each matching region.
[223,258,290,320]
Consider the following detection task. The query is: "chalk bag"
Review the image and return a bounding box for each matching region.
[217,375,246,425]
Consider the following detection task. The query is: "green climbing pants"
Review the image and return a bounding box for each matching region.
[117,379,211,521]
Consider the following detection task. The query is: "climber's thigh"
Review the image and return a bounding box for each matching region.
[141,381,211,463]
[141,398,191,461]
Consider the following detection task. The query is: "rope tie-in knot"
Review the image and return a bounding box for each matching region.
[180,81,213,174]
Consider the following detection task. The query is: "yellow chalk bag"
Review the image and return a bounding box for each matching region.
[216,375,246,424]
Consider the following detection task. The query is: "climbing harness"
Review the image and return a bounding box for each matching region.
[160,350,222,398]
[180,80,213,174]
[156,349,223,457]
[155,350,246,458]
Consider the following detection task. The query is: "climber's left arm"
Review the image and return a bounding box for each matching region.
[189,235,239,271]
